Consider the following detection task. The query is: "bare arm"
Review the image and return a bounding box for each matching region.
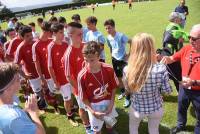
[160,56,175,64]
[34,60,46,86]
[48,67,59,89]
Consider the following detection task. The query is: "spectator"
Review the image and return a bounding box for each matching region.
[29,22,40,39]
[174,0,189,28]
[123,33,172,134]
[7,17,18,29]
[0,62,45,134]
[161,24,200,134]
[37,18,44,28]
[157,12,189,92]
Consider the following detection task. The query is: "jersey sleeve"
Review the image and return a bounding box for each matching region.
[32,42,38,62]
[10,116,36,134]
[98,34,106,45]
[47,43,53,68]
[77,68,88,101]
[14,45,23,64]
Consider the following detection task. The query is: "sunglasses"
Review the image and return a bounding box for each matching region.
[189,36,200,42]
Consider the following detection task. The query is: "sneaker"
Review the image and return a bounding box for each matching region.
[123,99,131,108]
[170,126,186,134]
[118,93,125,100]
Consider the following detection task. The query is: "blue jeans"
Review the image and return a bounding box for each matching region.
[177,87,200,134]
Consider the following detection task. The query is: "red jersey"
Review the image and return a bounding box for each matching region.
[0,45,4,62]
[32,39,52,79]
[63,44,84,95]
[4,41,10,51]
[14,41,39,78]
[78,63,119,103]
[6,37,23,60]
[173,45,200,90]
[48,41,69,86]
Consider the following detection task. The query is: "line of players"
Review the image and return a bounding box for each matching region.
[0,14,130,134]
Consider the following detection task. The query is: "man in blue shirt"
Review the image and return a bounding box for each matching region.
[85,16,106,62]
[104,19,131,108]
[174,0,189,28]
[0,63,45,134]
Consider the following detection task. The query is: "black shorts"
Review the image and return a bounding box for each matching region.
[112,57,127,77]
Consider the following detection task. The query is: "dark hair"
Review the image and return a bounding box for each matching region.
[0,63,19,94]
[82,41,101,56]
[104,19,115,27]
[15,22,24,32]
[5,28,15,36]
[71,14,81,21]
[86,16,97,25]
[41,21,52,32]
[12,17,18,22]
[49,16,58,23]
[58,16,66,24]
[51,23,64,33]
[28,22,35,27]
[18,25,32,37]
[37,18,43,24]
[68,22,82,29]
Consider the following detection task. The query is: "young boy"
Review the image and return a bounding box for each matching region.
[104,19,131,108]
[14,25,47,110]
[63,22,91,133]
[47,23,78,126]
[28,22,39,39]
[85,16,106,62]
[78,41,119,134]
[32,21,59,114]
[6,22,24,61]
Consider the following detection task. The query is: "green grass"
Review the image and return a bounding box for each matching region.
[1,0,200,133]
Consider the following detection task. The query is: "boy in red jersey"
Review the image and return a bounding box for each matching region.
[78,41,119,134]
[32,21,59,114]
[6,22,24,61]
[63,22,91,133]
[4,28,16,53]
[48,23,78,126]
[14,25,47,110]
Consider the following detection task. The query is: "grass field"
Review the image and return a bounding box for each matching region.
[1,0,200,133]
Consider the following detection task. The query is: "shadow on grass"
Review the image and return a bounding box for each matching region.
[163,95,178,103]
[40,116,58,134]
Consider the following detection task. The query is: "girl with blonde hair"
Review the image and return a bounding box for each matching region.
[123,33,172,134]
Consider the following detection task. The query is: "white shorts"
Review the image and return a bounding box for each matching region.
[46,78,56,93]
[75,95,86,110]
[29,77,42,93]
[60,83,72,101]
[88,100,118,132]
